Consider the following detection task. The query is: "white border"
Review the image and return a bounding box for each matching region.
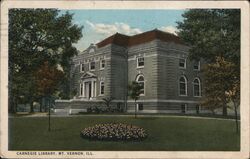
[0,1,249,159]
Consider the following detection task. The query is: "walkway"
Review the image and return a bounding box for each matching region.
[9,113,239,121]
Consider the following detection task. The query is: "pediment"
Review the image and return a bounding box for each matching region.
[81,72,97,79]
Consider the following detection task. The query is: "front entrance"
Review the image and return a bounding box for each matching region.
[88,82,92,99]
[84,82,92,99]
[80,72,97,100]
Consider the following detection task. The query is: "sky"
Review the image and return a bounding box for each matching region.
[63,10,186,52]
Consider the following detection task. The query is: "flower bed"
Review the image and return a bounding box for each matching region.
[81,123,147,141]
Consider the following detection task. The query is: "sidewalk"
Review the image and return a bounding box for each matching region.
[9,112,239,121]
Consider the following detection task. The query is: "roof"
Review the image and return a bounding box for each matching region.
[96,33,130,48]
[96,29,183,48]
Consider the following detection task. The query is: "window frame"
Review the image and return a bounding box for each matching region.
[179,76,187,96]
[137,56,144,68]
[99,81,104,96]
[79,83,83,97]
[100,59,105,70]
[193,78,202,97]
[181,104,187,113]
[179,58,186,69]
[80,63,84,72]
[136,74,145,96]
[137,103,144,111]
[193,61,200,71]
[89,61,95,71]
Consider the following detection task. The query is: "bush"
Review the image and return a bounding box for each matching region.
[81,123,147,141]
[86,107,92,113]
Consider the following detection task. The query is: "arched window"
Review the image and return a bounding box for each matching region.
[136,74,145,95]
[179,76,187,96]
[193,78,201,97]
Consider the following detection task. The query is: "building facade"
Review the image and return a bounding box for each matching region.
[55,29,204,114]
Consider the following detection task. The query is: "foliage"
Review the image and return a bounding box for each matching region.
[81,123,147,141]
[225,79,240,133]
[85,106,123,114]
[35,61,64,96]
[128,81,143,101]
[102,97,114,111]
[177,9,240,116]
[128,81,144,118]
[8,9,83,112]
[177,9,240,65]
[201,57,239,116]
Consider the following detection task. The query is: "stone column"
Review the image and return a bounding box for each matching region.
[94,81,97,97]
[91,80,94,98]
[83,81,85,97]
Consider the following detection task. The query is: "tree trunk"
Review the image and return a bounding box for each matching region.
[10,95,17,114]
[48,96,51,131]
[233,101,239,134]
[134,100,137,119]
[30,100,34,113]
[222,105,227,116]
[39,98,42,112]
[222,99,227,116]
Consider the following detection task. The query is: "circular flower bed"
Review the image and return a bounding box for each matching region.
[81,123,147,141]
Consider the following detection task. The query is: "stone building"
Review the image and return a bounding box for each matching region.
[55,29,204,114]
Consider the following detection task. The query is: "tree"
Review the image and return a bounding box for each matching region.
[9,9,83,113]
[177,9,240,64]
[35,61,64,97]
[202,57,240,132]
[128,81,143,118]
[35,61,64,131]
[177,9,240,116]
[201,57,238,116]
[102,97,114,112]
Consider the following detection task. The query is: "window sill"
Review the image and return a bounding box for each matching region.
[137,66,144,69]
[99,94,104,97]
[100,68,105,71]
[179,95,187,97]
[179,67,186,69]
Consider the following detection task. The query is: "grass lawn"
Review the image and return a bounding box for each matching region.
[9,115,240,151]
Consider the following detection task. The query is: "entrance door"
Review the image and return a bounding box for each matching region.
[88,82,92,99]
[84,82,91,99]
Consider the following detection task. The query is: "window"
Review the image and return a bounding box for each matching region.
[181,104,187,113]
[89,48,95,53]
[196,105,200,114]
[90,61,95,70]
[193,78,201,97]
[136,75,145,95]
[137,57,144,68]
[100,59,105,70]
[194,61,200,70]
[138,103,143,110]
[179,58,186,69]
[80,64,84,72]
[179,76,187,96]
[100,81,104,95]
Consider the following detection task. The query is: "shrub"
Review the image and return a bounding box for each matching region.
[87,107,92,113]
[93,107,100,113]
[81,123,147,141]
